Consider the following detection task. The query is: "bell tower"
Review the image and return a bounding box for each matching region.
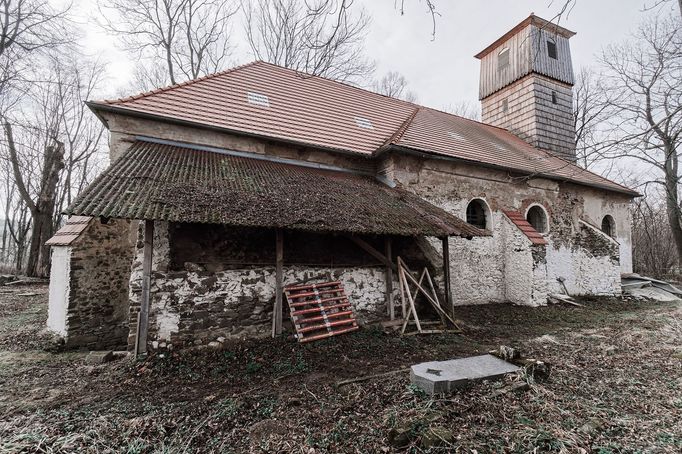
[475,14,577,162]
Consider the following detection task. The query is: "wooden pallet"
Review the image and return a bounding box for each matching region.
[284,281,359,343]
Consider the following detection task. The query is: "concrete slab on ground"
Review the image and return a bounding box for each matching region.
[626,287,681,302]
[410,354,521,395]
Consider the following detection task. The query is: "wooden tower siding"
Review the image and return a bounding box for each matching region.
[477,15,577,162]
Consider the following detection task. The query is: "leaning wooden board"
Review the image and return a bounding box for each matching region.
[284,281,359,343]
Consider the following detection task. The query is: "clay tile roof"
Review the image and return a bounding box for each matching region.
[502,210,547,245]
[88,61,638,197]
[65,140,487,238]
[45,216,92,246]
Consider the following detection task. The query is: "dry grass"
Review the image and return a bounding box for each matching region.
[0,286,680,453]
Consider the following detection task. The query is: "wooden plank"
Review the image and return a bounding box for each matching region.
[399,265,421,334]
[398,256,406,318]
[272,229,284,337]
[385,237,394,320]
[400,259,459,328]
[135,220,154,357]
[345,235,397,271]
[442,237,454,318]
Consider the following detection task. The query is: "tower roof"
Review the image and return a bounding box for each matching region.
[475,13,576,60]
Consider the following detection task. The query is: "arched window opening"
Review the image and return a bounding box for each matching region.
[526,205,548,233]
[466,199,488,230]
[601,215,616,237]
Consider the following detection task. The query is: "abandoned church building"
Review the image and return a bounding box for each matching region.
[46,15,638,351]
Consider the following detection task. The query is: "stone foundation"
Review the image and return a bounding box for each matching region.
[127,222,398,350]
[47,218,136,350]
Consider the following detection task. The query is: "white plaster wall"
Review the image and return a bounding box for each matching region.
[545,223,621,296]
[47,246,71,336]
[582,192,633,273]
[146,266,397,345]
[129,222,399,346]
[500,216,537,305]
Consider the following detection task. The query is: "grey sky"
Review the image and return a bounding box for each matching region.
[80,0,647,109]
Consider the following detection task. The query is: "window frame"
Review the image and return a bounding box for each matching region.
[497,47,510,70]
[546,40,558,59]
[601,215,616,237]
[525,204,549,234]
[465,198,491,231]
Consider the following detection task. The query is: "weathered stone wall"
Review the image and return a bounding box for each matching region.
[101,112,375,175]
[387,153,628,306]
[128,222,398,350]
[57,218,136,349]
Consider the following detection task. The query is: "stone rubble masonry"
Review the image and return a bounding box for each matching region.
[127,221,398,350]
[387,153,627,306]
[57,218,136,350]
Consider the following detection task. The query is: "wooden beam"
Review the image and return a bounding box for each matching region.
[135,220,154,357]
[384,237,394,320]
[441,236,454,318]
[345,235,397,271]
[272,229,284,337]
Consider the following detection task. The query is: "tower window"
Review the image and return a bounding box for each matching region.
[526,205,548,234]
[502,98,508,113]
[498,47,510,70]
[547,40,558,59]
[551,91,557,104]
[601,215,616,237]
[466,199,489,230]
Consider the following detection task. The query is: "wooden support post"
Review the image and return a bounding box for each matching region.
[272,229,284,337]
[441,236,453,318]
[135,220,154,358]
[345,235,397,271]
[385,237,394,320]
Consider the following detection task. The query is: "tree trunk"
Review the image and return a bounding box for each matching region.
[664,146,682,269]
[25,143,65,277]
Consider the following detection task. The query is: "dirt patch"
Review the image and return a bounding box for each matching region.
[0,285,681,452]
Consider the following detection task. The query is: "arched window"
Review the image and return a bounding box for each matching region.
[466,199,489,230]
[601,215,616,237]
[526,205,548,233]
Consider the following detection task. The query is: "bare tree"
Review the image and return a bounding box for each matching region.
[632,193,679,277]
[4,120,64,277]
[0,0,71,58]
[0,55,106,276]
[444,101,481,121]
[597,12,682,266]
[372,71,417,102]
[98,0,237,88]
[244,0,373,82]
[573,67,613,169]
[394,0,439,39]
[0,0,72,104]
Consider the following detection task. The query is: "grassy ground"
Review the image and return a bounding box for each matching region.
[0,285,680,453]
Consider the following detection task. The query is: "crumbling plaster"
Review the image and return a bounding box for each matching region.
[386,153,629,305]
[127,222,398,349]
[101,112,375,174]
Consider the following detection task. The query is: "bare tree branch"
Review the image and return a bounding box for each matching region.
[243,0,373,83]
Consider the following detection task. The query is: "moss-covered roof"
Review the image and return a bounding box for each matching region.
[66,140,487,238]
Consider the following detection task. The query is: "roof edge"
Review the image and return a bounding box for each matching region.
[86,101,375,161]
[475,13,576,59]
[383,144,640,198]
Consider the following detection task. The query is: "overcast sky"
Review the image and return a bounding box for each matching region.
[79,0,649,110]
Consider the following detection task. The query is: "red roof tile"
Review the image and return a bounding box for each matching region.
[46,216,92,246]
[89,61,638,197]
[502,210,548,245]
